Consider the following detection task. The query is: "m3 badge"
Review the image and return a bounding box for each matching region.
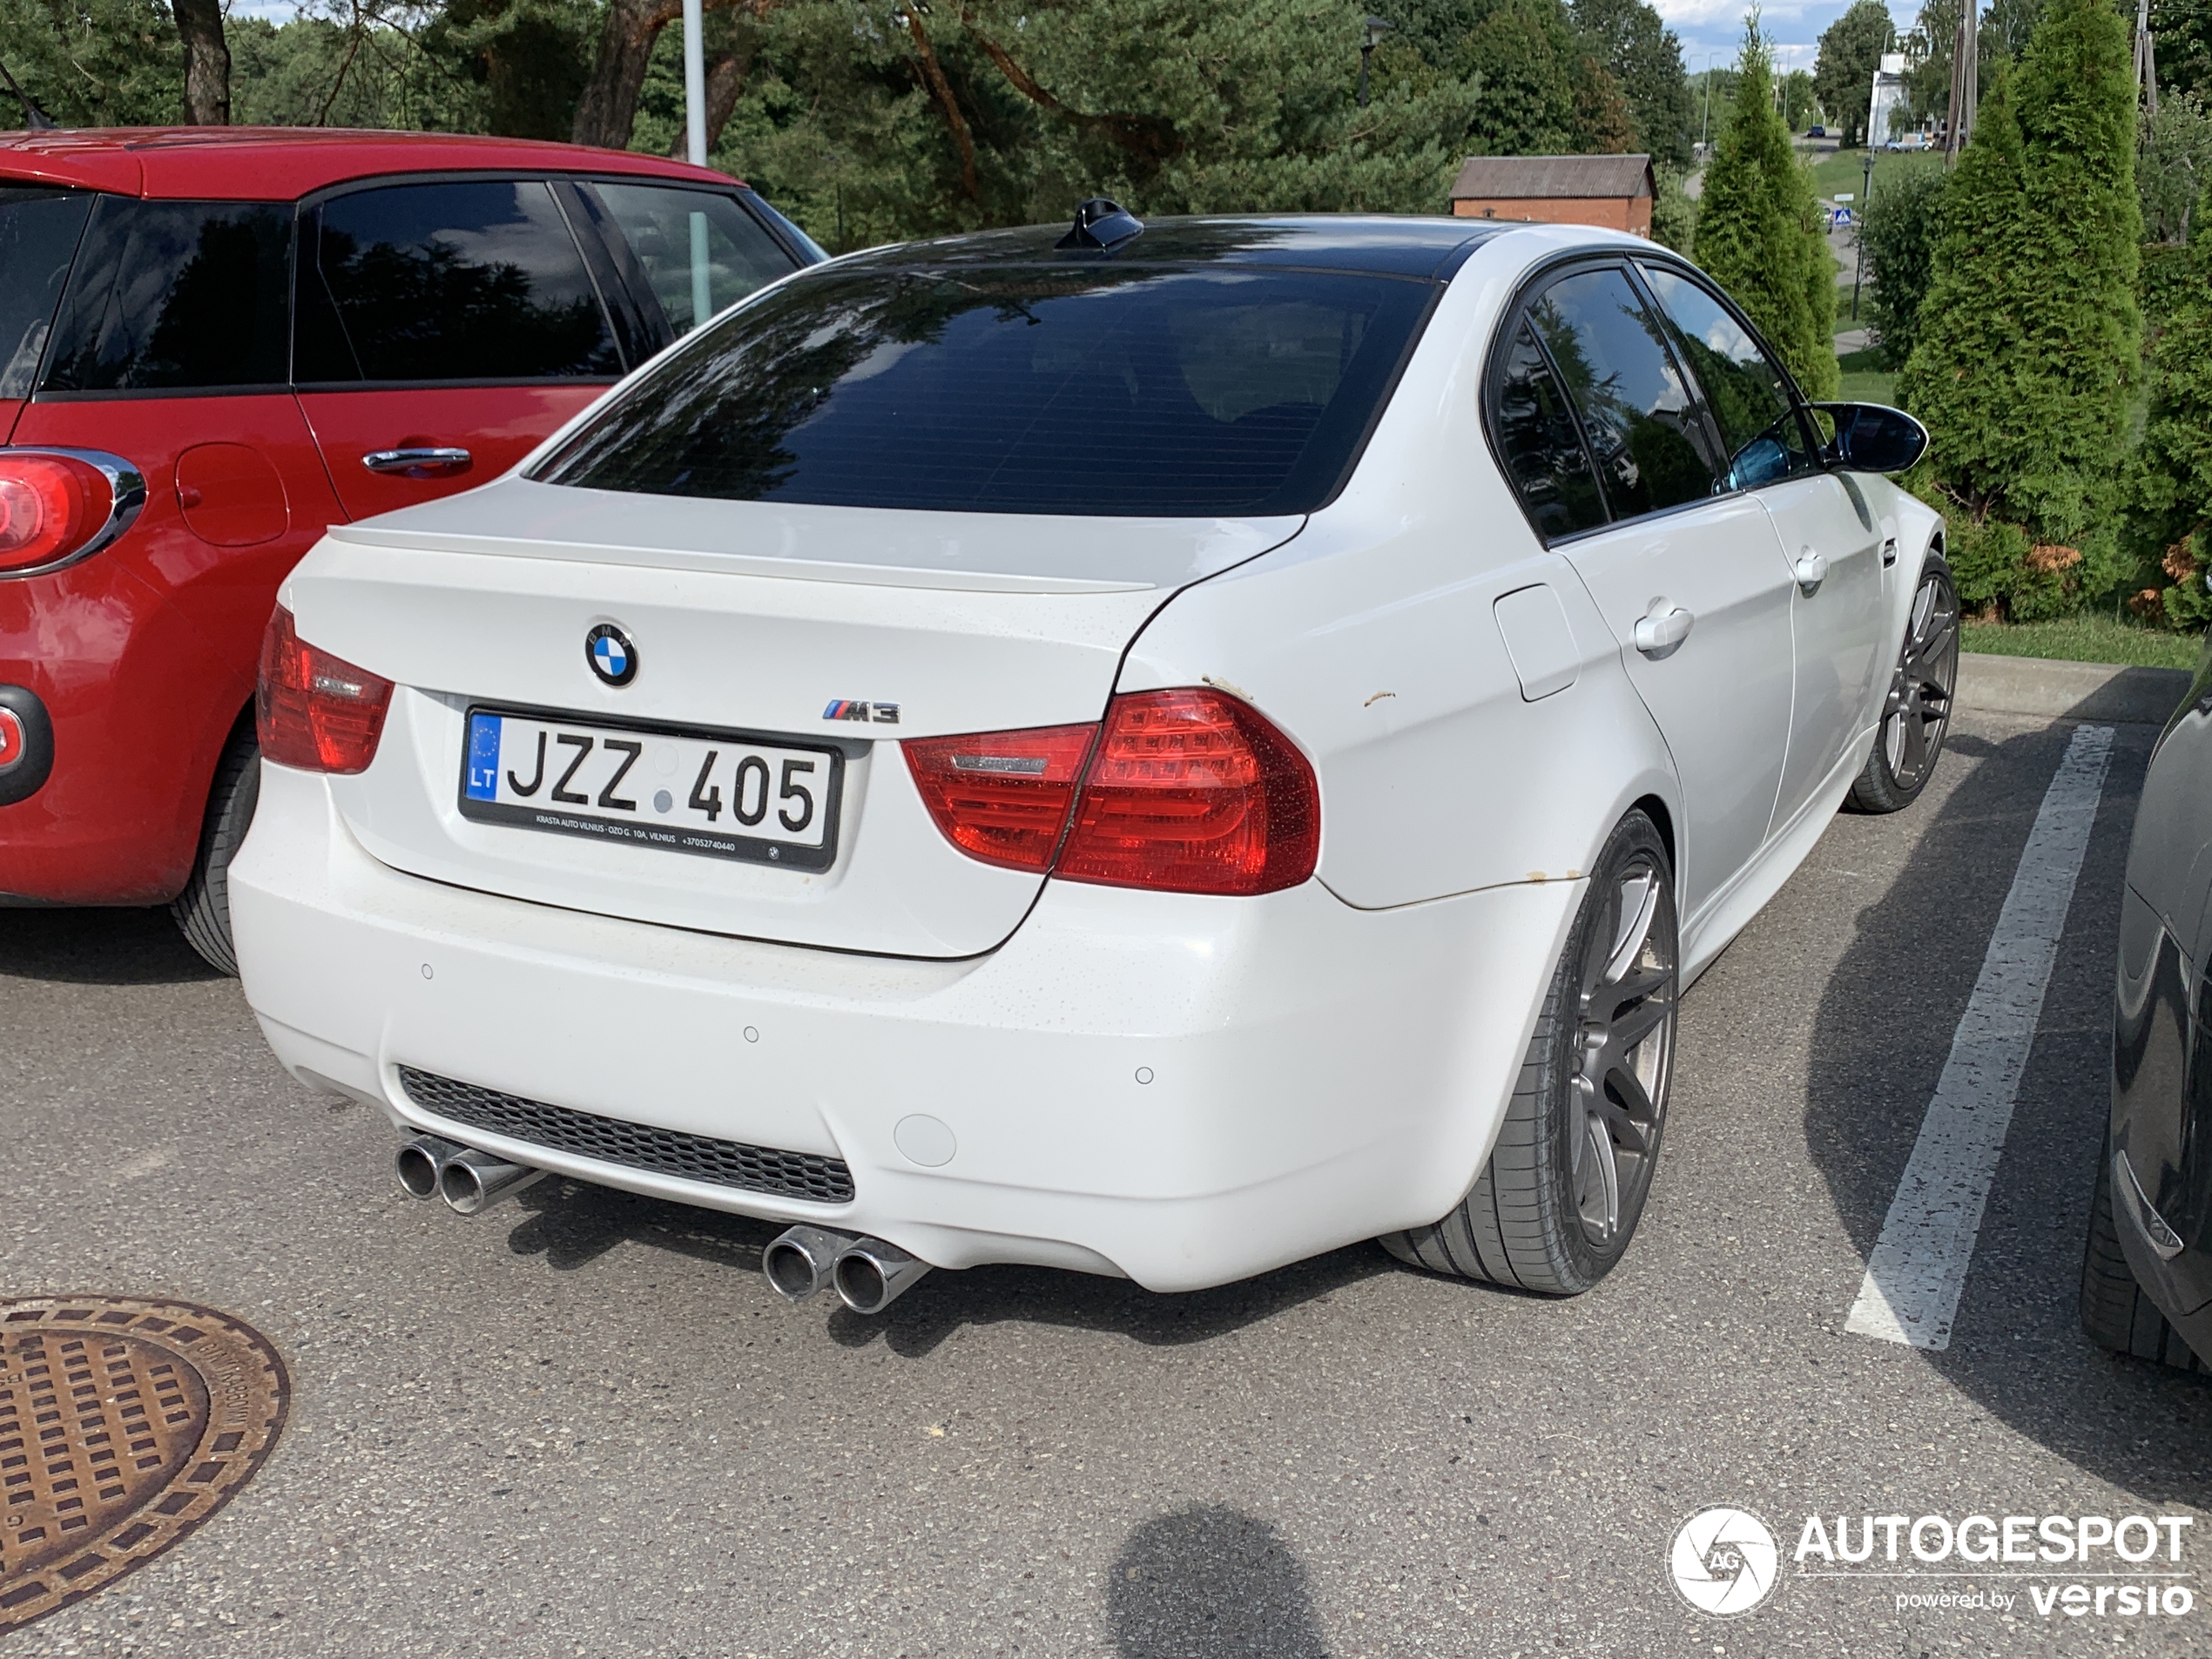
[824,700,900,725]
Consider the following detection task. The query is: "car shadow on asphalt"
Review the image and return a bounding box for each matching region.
[499,1175,1395,1356]
[1107,1505,1335,1658]
[1804,718,2212,1505]
[0,906,225,985]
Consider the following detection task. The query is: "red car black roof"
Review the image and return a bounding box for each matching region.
[0,127,743,201]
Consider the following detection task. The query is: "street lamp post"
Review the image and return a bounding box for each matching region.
[1359,16,1393,109]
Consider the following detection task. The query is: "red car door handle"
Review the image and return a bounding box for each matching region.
[363,446,471,477]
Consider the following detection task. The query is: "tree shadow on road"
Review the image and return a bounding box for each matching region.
[0,907,223,985]
[1107,1505,1335,1659]
[1804,717,2212,1505]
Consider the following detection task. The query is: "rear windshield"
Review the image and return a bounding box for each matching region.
[533,264,1438,516]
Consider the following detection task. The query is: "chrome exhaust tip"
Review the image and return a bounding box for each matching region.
[762,1225,856,1303]
[395,1135,463,1199]
[437,1148,538,1216]
[833,1237,932,1315]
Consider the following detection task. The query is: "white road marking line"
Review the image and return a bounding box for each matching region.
[1844,723,2116,1350]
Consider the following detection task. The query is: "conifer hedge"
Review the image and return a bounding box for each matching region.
[1898,0,2141,619]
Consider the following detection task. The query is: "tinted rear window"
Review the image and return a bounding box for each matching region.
[0,188,91,399]
[41,197,291,393]
[298,179,619,384]
[535,265,1437,516]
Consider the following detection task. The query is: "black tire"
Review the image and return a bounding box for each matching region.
[1847,553,1959,813]
[1381,811,1678,1296]
[170,722,260,976]
[2080,1131,2205,1372]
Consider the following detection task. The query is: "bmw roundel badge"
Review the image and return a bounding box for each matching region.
[585,623,637,686]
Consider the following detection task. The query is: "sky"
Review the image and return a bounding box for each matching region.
[1661,0,1915,73]
[220,0,1919,84]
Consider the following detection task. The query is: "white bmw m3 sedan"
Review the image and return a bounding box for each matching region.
[233,204,1959,1312]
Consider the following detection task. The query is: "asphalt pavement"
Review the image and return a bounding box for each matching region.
[4,705,2209,1656]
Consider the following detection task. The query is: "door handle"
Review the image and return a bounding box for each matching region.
[363,446,471,477]
[1632,604,1694,659]
[1793,550,1828,595]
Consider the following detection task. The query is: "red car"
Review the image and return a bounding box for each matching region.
[0,128,820,968]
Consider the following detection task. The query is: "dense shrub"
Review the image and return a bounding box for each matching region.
[1859,166,1948,370]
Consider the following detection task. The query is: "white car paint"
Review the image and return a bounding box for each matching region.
[232,218,1944,1293]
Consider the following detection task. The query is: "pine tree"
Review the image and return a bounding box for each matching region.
[1692,19,1838,398]
[1898,0,2141,617]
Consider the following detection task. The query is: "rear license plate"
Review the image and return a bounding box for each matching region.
[458,706,842,872]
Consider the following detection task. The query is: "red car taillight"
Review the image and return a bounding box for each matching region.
[905,688,1319,896]
[0,454,102,573]
[902,723,1098,871]
[256,606,395,774]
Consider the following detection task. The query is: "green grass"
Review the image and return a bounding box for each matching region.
[1834,344,1895,405]
[1811,146,1943,202]
[1962,616,2205,670]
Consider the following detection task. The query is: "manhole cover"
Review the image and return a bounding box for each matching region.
[0,1296,288,1633]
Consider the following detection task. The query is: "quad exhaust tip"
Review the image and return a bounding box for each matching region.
[438,1148,539,1216]
[762,1226,932,1313]
[395,1135,462,1199]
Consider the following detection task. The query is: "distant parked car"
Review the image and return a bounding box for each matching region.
[1807,124,1828,138]
[2082,643,2212,1372]
[0,127,821,968]
[232,207,1957,1312]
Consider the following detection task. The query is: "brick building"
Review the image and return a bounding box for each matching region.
[1447,154,1656,238]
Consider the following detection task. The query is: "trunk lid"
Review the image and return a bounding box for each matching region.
[284,477,1299,957]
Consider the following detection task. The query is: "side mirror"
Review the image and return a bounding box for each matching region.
[1811,402,1929,474]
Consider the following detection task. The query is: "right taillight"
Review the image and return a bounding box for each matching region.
[905,687,1319,896]
[257,605,395,774]
[0,454,103,573]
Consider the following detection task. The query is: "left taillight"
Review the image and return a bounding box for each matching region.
[257,606,395,774]
[0,454,107,574]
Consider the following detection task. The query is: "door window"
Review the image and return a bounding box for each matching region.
[590,184,798,337]
[39,198,291,392]
[1491,322,1607,540]
[1522,267,1722,523]
[1639,265,1816,491]
[298,180,620,383]
[0,189,92,399]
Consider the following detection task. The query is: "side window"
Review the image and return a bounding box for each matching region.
[299,179,620,384]
[40,197,290,393]
[0,189,91,399]
[1522,266,1723,522]
[1491,322,1607,540]
[589,184,799,338]
[1639,265,1816,491]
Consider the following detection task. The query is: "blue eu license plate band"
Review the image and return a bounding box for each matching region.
[465,711,502,801]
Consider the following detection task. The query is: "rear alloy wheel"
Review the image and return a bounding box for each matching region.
[171,724,260,976]
[1382,811,1678,1295]
[1847,554,1959,813]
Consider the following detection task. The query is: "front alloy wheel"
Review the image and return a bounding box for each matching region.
[1849,554,1959,813]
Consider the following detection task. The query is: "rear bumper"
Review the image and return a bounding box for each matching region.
[233,762,1581,1292]
[0,556,249,904]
